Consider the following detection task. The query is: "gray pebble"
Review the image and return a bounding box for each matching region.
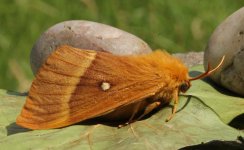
[30,20,152,74]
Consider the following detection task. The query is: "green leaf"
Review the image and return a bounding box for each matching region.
[0,66,243,149]
[188,65,244,124]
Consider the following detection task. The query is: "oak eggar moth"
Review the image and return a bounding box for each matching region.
[16,45,224,129]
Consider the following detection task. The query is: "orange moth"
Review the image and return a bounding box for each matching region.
[16,45,225,129]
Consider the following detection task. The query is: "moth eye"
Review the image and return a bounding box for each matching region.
[100,82,111,91]
[179,82,190,93]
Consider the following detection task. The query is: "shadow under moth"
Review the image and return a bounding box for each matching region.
[16,45,224,129]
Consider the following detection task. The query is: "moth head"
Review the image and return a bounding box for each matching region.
[179,81,191,93]
[180,55,225,93]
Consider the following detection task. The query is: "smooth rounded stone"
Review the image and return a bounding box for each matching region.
[204,7,244,96]
[30,20,152,74]
[173,51,204,67]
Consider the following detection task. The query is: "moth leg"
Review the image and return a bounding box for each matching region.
[137,101,161,121]
[166,90,179,122]
[118,101,161,128]
[128,102,142,123]
[118,102,142,128]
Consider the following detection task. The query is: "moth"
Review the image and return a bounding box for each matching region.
[16,45,224,129]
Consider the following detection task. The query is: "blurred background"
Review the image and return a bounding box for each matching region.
[0,0,243,92]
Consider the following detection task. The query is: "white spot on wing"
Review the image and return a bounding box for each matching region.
[101,82,111,91]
